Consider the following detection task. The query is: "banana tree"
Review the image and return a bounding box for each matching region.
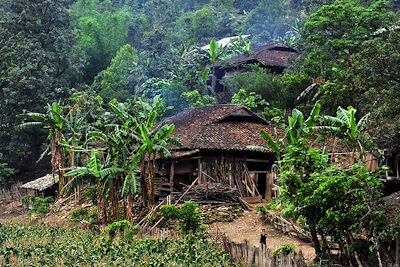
[132,96,178,207]
[18,102,67,194]
[63,149,123,222]
[316,106,372,161]
[207,39,224,96]
[260,101,322,160]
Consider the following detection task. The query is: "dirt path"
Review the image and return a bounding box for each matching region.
[209,210,316,264]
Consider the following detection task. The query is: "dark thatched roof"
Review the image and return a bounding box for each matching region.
[218,44,297,69]
[164,105,282,153]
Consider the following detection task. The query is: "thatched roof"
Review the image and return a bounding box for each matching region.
[20,174,59,191]
[218,43,297,69]
[163,105,283,153]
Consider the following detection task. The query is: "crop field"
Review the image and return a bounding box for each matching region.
[0,223,236,267]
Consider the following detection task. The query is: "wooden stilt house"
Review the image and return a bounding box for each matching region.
[154,105,282,200]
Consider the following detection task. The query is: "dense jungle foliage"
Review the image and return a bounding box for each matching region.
[0,0,400,265]
[0,223,234,266]
[0,0,399,181]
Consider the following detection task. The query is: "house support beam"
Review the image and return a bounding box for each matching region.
[169,161,175,195]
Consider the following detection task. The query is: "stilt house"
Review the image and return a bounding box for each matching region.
[155,105,281,200]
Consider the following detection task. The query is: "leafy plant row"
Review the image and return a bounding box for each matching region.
[0,223,235,267]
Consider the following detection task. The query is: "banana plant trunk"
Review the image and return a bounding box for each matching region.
[52,130,65,196]
[147,153,156,207]
[110,181,119,221]
[140,161,148,207]
[125,194,135,223]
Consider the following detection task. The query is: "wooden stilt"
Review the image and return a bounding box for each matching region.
[169,161,175,195]
[396,237,400,267]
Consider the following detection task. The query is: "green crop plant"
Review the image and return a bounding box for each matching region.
[0,223,235,266]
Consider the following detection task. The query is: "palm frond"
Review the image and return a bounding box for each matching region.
[64,167,89,177]
[50,102,64,129]
[357,113,370,132]
[20,112,49,122]
[121,172,138,197]
[311,126,341,136]
[86,131,108,145]
[62,174,85,194]
[16,121,44,130]
[98,167,123,178]
[89,149,101,173]
[321,115,343,127]
[36,145,51,163]
[305,101,321,127]
[260,130,281,159]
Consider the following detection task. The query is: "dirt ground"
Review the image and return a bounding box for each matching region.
[209,210,316,264]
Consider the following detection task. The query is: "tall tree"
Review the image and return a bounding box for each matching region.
[0,0,82,171]
[299,0,395,111]
[91,44,140,102]
[70,0,133,83]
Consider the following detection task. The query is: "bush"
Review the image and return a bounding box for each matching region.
[71,208,88,220]
[274,244,297,256]
[105,219,139,240]
[160,201,206,237]
[0,153,15,188]
[231,89,267,110]
[70,208,97,225]
[181,90,215,108]
[221,65,283,105]
[22,196,54,216]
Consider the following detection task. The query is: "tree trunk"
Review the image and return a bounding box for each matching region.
[348,231,364,267]
[211,66,216,96]
[97,187,107,223]
[147,154,155,207]
[308,220,322,259]
[140,161,148,207]
[396,237,400,267]
[125,194,135,223]
[52,131,65,196]
[110,182,119,221]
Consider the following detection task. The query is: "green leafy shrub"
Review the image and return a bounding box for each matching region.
[70,208,97,225]
[21,195,33,208]
[71,208,88,219]
[274,244,297,256]
[0,153,15,188]
[22,196,54,216]
[160,201,206,237]
[231,89,267,110]
[181,90,215,108]
[105,219,139,240]
[255,205,268,214]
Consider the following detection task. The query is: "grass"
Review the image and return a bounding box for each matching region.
[0,222,236,267]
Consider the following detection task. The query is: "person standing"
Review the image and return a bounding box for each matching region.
[260,228,267,250]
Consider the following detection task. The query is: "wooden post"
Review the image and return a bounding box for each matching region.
[396,237,400,267]
[265,172,273,200]
[169,161,175,194]
[249,173,257,196]
[198,158,203,184]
